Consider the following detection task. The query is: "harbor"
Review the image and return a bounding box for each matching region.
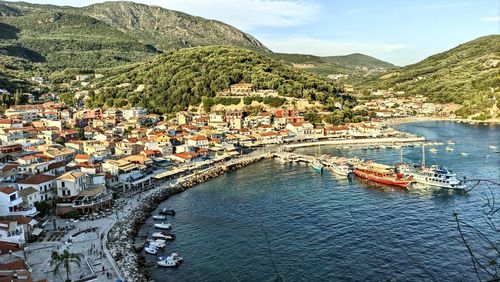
[139,121,499,282]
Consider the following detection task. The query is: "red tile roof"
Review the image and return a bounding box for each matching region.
[0,187,17,195]
[17,174,56,185]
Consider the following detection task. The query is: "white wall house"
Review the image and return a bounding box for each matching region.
[17,173,57,201]
[56,171,86,198]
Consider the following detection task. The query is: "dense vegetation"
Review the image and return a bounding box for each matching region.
[87,46,352,113]
[267,52,395,77]
[361,35,500,118]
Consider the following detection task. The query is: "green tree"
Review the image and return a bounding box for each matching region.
[50,249,83,282]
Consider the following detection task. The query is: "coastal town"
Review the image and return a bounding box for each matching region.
[0,78,444,281]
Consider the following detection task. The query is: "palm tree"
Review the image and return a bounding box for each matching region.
[50,249,83,282]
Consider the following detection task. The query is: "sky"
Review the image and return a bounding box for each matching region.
[5,0,500,65]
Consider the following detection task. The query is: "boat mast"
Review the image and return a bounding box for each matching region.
[421,143,425,168]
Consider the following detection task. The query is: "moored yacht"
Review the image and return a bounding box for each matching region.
[398,144,466,190]
[154,223,172,230]
[330,162,352,177]
[354,161,413,188]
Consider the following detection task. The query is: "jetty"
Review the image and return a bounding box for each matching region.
[284,136,425,149]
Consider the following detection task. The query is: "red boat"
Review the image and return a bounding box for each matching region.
[354,161,413,188]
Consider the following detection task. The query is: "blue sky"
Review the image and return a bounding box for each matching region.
[5,0,499,65]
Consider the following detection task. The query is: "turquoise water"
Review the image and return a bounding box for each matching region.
[140,121,499,281]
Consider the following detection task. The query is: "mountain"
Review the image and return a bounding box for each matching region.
[267,52,396,78]
[81,1,267,51]
[361,35,500,118]
[86,46,354,114]
[0,1,268,71]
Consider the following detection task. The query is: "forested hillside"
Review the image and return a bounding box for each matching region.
[87,46,353,113]
[361,35,500,118]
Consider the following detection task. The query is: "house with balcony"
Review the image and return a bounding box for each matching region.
[17,173,57,201]
[0,187,37,217]
[16,155,49,177]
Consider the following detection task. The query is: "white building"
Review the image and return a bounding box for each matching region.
[17,173,57,202]
[56,171,86,198]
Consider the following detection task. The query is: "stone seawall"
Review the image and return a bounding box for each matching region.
[106,154,269,282]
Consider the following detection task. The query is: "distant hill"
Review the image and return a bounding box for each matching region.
[361,35,500,118]
[87,46,354,114]
[267,52,396,78]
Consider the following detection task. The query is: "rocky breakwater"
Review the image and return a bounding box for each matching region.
[106,154,269,281]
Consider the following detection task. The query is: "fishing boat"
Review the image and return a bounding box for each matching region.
[311,161,324,172]
[157,253,183,267]
[158,252,183,263]
[154,223,172,230]
[354,161,413,188]
[148,240,166,249]
[145,245,158,255]
[159,208,176,215]
[398,144,466,190]
[445,146,454,152]
[152,232,176,240]
[311,145,324,172]
[429,148,438,153]
[152,215,166,220]
[330,162,351,177]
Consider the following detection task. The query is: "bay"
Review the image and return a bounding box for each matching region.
[140,121,499,281]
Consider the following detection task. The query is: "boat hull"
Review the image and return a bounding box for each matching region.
[354,170,411,188]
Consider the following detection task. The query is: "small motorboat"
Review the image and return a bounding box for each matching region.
[445,146,454,152]
[461,152,468,156]
[159,252,183,263]
[153,215,166,220]
[154,223,172,230]
[145,245,158,255]
[148,240,166,249]
[489,145,498,150]
[159,208,176,216]
[429,148,438,153]
[448,140,455,145]
[157,258,179,267]
[152,232,176,240]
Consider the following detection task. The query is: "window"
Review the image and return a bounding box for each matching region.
[61,182,65,188]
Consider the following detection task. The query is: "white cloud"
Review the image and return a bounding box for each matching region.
[260,37,409,57]
[480,16,500,22]
[76,0,320,30]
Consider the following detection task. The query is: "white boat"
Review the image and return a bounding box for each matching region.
[445,146,454,152]
[311,145,324,172]
[398,144,466,190]
[447,140,455,145]
[158,252,183,263]
[330,163,351,177]
[154,223,172,230]
[489,145,498,150]
[461,152,468,156]
[429,148,438,153]
[152,232,176,240]
[311,161,324,172]
[153,215,166,220]
[145,246,158,255]
[148,240,166,249]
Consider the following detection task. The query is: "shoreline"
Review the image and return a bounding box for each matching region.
[106,152,271,281]
[386,116,500,126]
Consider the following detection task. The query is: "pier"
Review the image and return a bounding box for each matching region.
[284,136,426,149]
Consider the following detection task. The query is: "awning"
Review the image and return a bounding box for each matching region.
[31,228,43,236]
